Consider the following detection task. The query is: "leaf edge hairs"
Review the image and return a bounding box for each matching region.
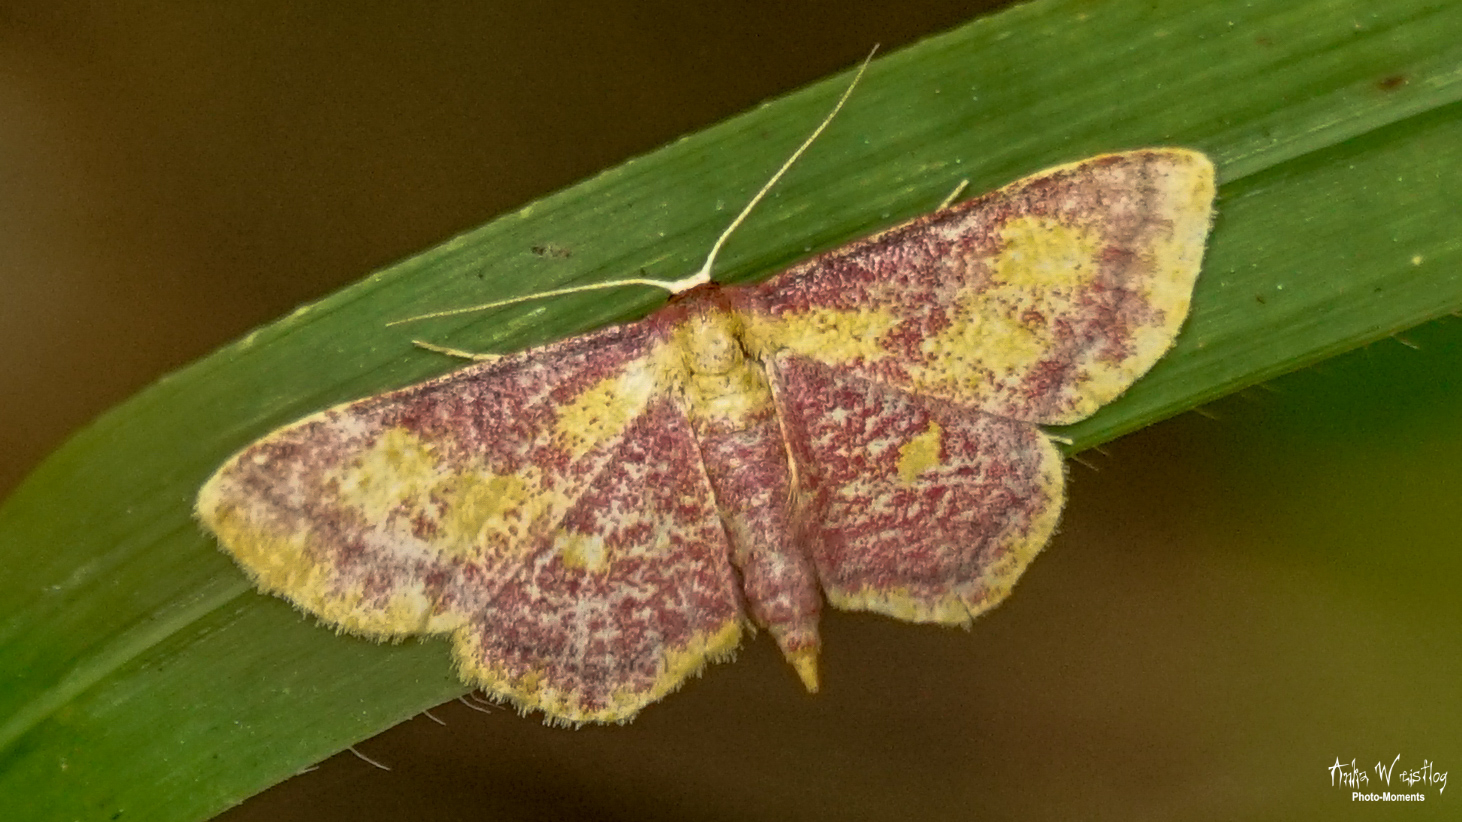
[198,138,1215,727]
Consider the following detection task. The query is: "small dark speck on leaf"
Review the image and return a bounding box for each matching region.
[1376,74,1407,91]
[531,243,574,259]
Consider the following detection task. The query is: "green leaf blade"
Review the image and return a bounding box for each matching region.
[4,1,1462,819]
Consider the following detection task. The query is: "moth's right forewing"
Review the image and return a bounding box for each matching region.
[744,149,1216,425]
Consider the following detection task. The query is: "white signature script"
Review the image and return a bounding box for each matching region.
[1330,756,1447,795]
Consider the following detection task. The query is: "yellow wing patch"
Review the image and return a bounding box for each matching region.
[896,420,943,485]
[553,355,663,458]
[825,584,974,625]
[457,598,743,726]
[992,214,1104,289]
[200,489,461,639]
[744,305,901,366]
[333,427,567,564]
[913,217,1103,403]
[335,427,440,523]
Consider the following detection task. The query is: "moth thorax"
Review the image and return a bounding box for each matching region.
[681,312,746,376]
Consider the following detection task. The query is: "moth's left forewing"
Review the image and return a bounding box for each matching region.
[199,322,747,724]
[197,325,670,640]
[744,149,1216,425]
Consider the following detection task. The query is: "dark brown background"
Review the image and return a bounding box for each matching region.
[4,2,1458,820]
[0,1,1005,497]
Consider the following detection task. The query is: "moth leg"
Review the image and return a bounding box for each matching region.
[936,178,970,210]
[411,339,505,363]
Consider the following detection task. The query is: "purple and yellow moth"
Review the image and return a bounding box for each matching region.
[198,66,1216,725]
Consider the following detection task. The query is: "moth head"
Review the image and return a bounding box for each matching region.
[679,310,746,376]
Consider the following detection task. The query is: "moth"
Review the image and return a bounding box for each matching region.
[198,73,1215,725]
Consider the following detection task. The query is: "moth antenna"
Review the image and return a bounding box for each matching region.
[385,279,688,326]
[347,746,392,771]
[389,46,877,328]
[458,693,498,714]
[676,44,878,293]
[411,340,505,361]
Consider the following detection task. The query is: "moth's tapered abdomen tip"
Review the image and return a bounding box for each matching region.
[787,647,821,693]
